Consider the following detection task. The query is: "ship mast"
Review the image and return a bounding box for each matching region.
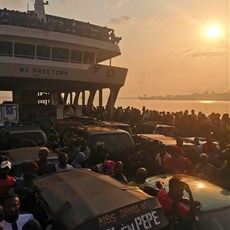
[34,0,49,23]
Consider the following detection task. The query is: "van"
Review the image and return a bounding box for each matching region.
[67,124,135,165]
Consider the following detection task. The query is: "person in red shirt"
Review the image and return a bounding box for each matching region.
[156,177,200,230]
[202,137,218,155]
[0,161,16,204]
[163,146,193,174]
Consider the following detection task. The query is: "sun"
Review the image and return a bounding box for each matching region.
[205,25,221,39]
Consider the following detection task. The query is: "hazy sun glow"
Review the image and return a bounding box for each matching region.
[205,25,221,38]
[200,100,214,104]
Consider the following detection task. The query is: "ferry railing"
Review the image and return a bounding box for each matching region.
[0,8,121,44]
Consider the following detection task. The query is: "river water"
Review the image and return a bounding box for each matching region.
[1,92,229,116]
[115,98,230,116]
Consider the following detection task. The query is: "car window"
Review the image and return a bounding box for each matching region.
[117,126,132,134]
[11,132,46,146]
[90,133,134,153]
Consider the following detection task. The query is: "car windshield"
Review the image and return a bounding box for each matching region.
[91,133,134,153]
[11,132,46,145]
[146,176,230,212]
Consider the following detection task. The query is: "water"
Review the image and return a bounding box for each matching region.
[1,91,229,116]
[115,98,230,116]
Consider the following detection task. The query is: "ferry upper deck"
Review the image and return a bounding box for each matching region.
[0,1,127,118]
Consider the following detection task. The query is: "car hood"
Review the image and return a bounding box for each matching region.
[145,174,230,212]
[4,147,57,164]
[34,169,168,230]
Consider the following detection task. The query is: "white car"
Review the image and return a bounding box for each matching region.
[145,174,230,230]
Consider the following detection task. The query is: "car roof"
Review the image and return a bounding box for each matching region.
[77,124,129,135]
[34,169,168,230]
[0,122,41,131]
[136,134,194,146]
[133,120,159,124]
[133,122,156,127]
[3,147,58,164]
[100,121,130,127]
[62,116,98,125]
[8,129,44,133]
[155,124,176,128]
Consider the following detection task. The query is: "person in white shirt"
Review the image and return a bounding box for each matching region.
[55,152,73,172]
[0,192,41,230]
[155,144,171,174]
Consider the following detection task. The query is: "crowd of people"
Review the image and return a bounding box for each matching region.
[0,8,121,44]
[86,105,229,142]
[0,105,229,229]
[0,133,229,229]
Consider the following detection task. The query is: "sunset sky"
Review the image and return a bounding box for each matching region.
[1,0,229,98]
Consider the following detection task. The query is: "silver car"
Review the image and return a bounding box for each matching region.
[145,174,230,230]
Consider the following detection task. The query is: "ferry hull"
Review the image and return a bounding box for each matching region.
[0,63,127,91]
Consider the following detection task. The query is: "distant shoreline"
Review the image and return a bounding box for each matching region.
[117,92,230,102]
[137,98,230,101]
[136,91,230,101]
[118,97,230,102]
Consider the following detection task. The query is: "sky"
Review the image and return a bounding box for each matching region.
[1,0,229,98]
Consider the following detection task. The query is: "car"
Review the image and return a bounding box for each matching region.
[0,146,59,177]
[132,121,179,137]
[56,119,132,142]
[144,174,230,230]
[33,169,168,230]
[54,116,101,143]
[154,124,179,137]
[1,146,58,165]
[0,122,48,150]
[132,121,157,134]
[64,116,98,125]
[61,124,136,165]
[132,134,200,165]
[133,134,194,147]
[54,119,85,142]
[182,136,220,148]
[97,121,132,134]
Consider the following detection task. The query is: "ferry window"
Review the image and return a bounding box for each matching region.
[0,41,12,56]
[37,45,50,60]
[52,47,70,62]
[70,50,83,63]
[14,43,35,58]
[83,51,95,64]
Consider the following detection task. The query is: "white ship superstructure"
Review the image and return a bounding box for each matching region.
[0,0,127,118]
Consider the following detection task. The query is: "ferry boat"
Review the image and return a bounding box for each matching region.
[0,0,127,120]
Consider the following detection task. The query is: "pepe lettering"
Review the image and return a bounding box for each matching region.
[105,210,161,230]
[120,211,160,230]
